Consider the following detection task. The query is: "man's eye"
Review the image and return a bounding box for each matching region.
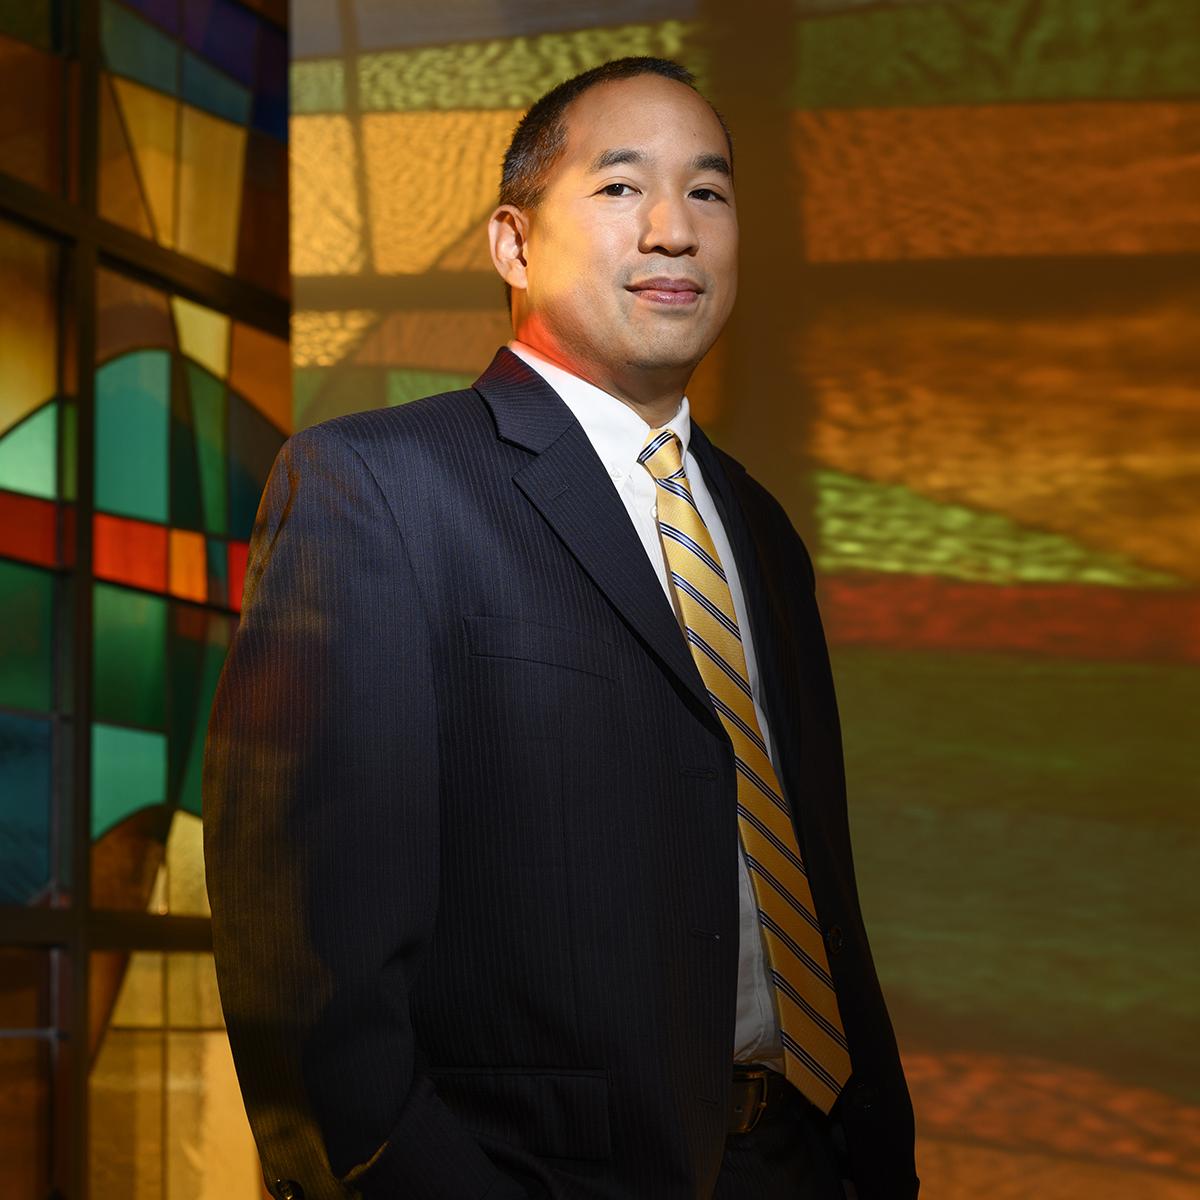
[599,183,635,196]
[691,188,727,202]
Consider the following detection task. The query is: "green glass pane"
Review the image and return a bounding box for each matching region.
[93,583,167,730]
[0,559,54,712]
[168,608,231,816]
[0,713,52,904]
[0,0,53,50]
[181,50,250,125]
[95,350,170,522]
[387,369,474,408]
[792,0,1200,108]
[100,0,178,96]
[227,391,283,541]
[60,399,76,502]
[91,723,167,839]
[189,363,227,535]
[0,401,56,499]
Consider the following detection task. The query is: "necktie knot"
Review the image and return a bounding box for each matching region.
[638,428,685,481]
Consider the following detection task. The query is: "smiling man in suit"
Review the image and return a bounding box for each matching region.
[204,56,917,1200]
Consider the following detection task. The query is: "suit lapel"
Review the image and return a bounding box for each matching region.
[473,347,720,733]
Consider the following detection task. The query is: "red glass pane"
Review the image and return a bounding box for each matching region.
[92,513,168,592]
[0,490,57,567]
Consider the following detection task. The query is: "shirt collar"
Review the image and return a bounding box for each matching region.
[507,340,692,472]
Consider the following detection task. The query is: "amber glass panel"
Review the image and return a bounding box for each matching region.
[0,216,59,436]
[0,34,70,195]
[0,1037,51,1197]
[794,102,1200,262]
[108,76,177,248]
[177,105,246,273]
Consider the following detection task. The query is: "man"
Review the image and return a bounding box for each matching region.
[204,57,917,1200]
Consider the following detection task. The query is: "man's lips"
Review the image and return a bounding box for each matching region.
[627,277,704,306]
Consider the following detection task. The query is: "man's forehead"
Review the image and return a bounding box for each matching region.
[560,78,730,172]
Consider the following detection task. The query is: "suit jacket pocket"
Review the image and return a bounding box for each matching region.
[428,1066,611,1161]
[465,615,618,681]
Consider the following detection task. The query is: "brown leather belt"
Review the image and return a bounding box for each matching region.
[729,1064,796,1135]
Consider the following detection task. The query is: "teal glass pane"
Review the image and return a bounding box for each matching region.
[0,713,51,904]
[168,607,231,816]
[228,391,283,540]
[95,350,170,522]
[0,559,54,712]
[181,50,250,125]
[0,401,57,499]
[91,723,166,839]
[190,363,226,535]
[205,537,227,606]
[93,583,167,730]
[100,0,178,96]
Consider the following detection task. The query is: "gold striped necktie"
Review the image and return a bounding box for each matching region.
[638,427,851,1113]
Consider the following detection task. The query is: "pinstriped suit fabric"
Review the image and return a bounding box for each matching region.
[203,348,918,1200]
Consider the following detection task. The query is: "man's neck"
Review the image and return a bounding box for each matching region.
[510,338,686,428]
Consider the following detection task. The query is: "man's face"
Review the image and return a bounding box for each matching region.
[514,74,738,382]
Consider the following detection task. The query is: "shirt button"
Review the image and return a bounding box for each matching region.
[610,467,623,479]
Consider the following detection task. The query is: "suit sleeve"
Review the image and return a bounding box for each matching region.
[203,424,525,1200]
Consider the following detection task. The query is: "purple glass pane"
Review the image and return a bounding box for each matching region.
[183,0,258,88]
[120,0,180,36]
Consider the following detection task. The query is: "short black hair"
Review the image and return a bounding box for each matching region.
[496,56,734,313]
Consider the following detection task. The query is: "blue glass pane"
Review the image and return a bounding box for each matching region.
[183,0,258,88]
[0,712,52,904]
[91,723,166,839]
[181,50,251,125]
[101,0,179,96]
[250,23,286,140]
[95,350,170,522]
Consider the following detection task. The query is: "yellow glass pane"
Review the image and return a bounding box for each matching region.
[177,105,246,273]
[89,1030,164,1200]
[166,1032,261,1200]
[168,528,207,601]
[99,73,154,240]
[171,295,230,379]
[108,951,164,1028]
[230,321,292,433]
[290,114,364,276]
[166,953,222,1029]
[164,810,209,916]
[112,77,177,250]
[291,309,376,368]
[362,109,520,274]
[0,217,58,434]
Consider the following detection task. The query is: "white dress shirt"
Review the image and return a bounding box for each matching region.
[508,341,786,1071]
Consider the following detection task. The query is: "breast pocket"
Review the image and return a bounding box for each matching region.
[464,614,619,682]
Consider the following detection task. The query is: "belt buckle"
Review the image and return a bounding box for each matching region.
[731,1065,770,1134]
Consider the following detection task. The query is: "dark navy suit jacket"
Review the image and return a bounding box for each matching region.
[203,347,918,1200]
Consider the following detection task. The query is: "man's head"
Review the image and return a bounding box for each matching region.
[488,57,738,404]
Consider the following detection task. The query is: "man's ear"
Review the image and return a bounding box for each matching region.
[488,204,530,293]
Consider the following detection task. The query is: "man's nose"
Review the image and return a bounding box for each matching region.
[638,193,699,256]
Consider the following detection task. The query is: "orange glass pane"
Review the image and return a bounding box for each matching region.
[230,322,291,433]
[177,104,246,273]
[360,110,520,274]
[795,101,1200,262]
[0,33,68,194]
[96,268,173,365]
[351,308,511,372]
[167,528,206,602]
[93,513,168,592]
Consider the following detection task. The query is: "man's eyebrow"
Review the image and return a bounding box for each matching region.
[587,147,647,173]
[586,147,732,179]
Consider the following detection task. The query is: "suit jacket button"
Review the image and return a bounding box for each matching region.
[849,1082,878,1112]
[825,925,844,955]
[273,1181,304,1200]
